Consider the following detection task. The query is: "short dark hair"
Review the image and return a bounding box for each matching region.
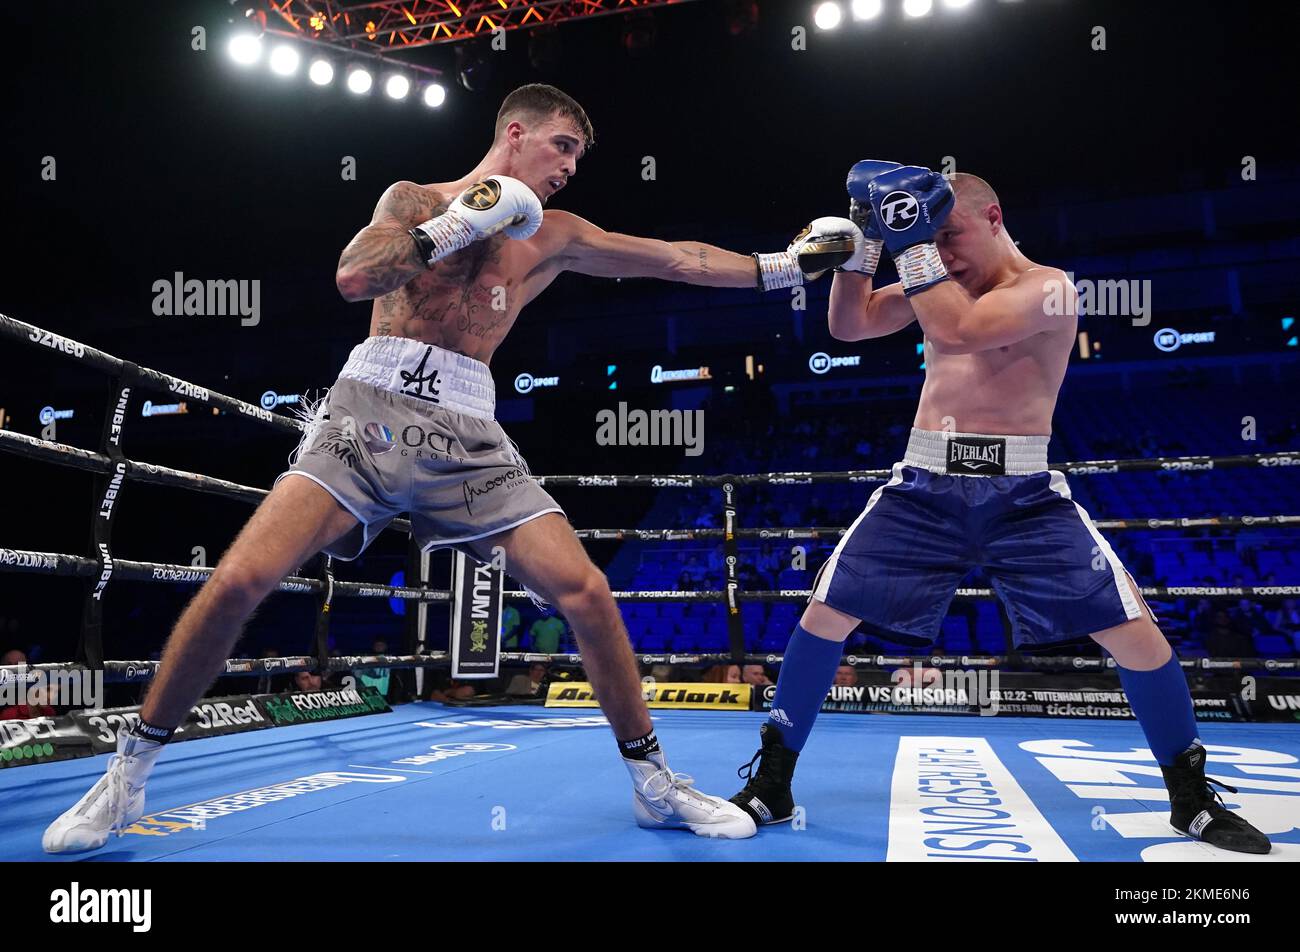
[951,172,1000,214]
[495,83,594,149]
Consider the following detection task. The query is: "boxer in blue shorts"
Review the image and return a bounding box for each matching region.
[729,163,1270,854]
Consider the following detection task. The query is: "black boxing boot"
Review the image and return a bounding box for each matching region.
[730,722,799,826]
[1161,741,1270,854]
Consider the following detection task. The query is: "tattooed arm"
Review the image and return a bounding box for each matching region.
[547,211,757,288]
[335,182,446,302]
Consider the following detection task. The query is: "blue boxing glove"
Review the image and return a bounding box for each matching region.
[866,165,954,295]
[843,159,901,276]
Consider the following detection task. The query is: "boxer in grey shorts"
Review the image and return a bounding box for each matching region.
[47,83,841,852]
[279,336,563,561]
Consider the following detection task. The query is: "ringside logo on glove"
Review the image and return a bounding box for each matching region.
[879,191,920,231]
[461,179,502,211]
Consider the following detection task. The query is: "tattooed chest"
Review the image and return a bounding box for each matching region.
[369,236,520,340]
[374,270,519,345]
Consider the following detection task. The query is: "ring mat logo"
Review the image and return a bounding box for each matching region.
[1022,738,1300,858]
[462,180,502,211]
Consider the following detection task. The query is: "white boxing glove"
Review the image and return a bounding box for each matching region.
[753,216,864,291]
[409,175,544,266]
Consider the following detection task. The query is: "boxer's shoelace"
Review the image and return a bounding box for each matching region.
[639,767,714,812]
[106,754,132,837]
[1170,769,1238,806]
[737,749,762,783]
[1205,776,1238,799]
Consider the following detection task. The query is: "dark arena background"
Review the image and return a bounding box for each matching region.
[1,0,1298,901]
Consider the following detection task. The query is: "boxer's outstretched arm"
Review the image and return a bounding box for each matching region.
[336,181,445,302]
[907,267,1071,354]
[828,274,917,341]
[552,211,757,288]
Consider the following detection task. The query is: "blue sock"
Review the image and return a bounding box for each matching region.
[768,624,844,753]
[1117,653,1199,766]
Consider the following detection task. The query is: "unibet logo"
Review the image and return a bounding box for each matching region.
[462,180,502,211]
[880,191,920,231]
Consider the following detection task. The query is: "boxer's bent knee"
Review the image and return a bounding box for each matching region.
[1089,615,1171,670]
[552,565,613,622]
[204,560,281,615]
[800,599,859,642]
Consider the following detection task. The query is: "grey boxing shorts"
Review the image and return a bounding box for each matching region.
[276,336,565,560]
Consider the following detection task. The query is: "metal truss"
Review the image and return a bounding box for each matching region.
[262,0,699,55]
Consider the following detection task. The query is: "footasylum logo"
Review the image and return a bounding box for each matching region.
[50,882,151,933]
[262,687,386,724]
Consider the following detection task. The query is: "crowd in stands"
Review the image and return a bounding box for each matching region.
[600,375,1300,659]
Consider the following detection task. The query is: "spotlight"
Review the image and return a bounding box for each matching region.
[903,0,934,17]
[228,33,262,65]
[384,74,411,100]
[851,0,884,19]
[269,45,300,76]
[813,2,843,30]
[308,59,334,85]
[346,68,373,94]
[423,83,447,108]
[942,0,975,7]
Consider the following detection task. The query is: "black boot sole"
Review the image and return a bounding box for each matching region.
[1169,824,1272,855]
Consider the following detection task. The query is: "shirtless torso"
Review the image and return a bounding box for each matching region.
[911,263,1076,435]
[340,178,756,364]
[828,248,1078,435]
[355,181,569,360]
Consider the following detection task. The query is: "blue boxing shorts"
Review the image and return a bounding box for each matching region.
[811,428,1149,647]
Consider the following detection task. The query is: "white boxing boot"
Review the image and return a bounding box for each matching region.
[624,750,757,839]
[43,730,165,854]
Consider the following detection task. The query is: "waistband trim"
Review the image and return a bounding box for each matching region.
[339,337,495,420]
[903,427,1049,476]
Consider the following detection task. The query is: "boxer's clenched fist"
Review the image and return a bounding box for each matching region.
[409,175,544,267]
[843,158,901,276]
[867,165,954,295]
[754,216,863,291]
